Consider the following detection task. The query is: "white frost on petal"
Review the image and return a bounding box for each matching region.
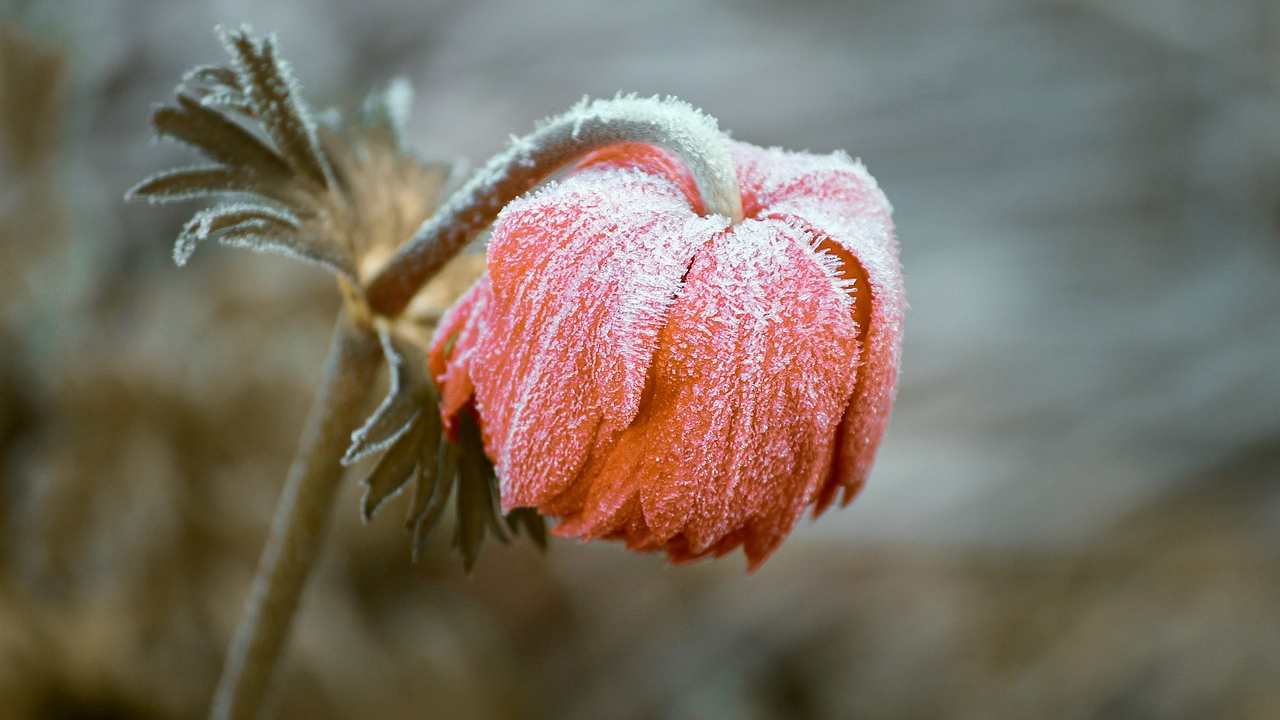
[472,163,729,508]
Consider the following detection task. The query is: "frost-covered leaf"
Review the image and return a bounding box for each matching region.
[411,437,457,563]
[344,328,431,465]
[125,165,288,204]
[216,219,350,274]
[403,436,437,533]
[405,395,444,518]
[345,318,544,567]
[173,203,300,265]
[220,26,331,188]
[198,88,254,116]
[172,202,355,278]
[360,418,424,523]
[133,27,450,283]
[180,64,242,93]
[151,95,290,177]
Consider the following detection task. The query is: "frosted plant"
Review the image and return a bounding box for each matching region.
[128,29,444,283]
[129,23,901,720]
[345,324,545,565]
[127,22,537,563]
[428,142,903,569]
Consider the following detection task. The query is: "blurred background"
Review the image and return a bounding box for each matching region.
[3,0,1279,718]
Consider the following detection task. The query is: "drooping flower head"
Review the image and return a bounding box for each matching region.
[430,140,903,569]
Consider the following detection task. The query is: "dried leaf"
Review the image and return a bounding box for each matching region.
[220,27,331,188]
[313,123,354,199]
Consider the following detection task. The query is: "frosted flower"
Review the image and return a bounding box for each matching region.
[127,26,545,570]
[429,142,904,568]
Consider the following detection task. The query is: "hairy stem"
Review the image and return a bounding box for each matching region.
[365,95,743,316]
[211,308,381,720]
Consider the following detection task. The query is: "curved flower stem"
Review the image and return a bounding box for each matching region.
[365,95,744,317]
[211,308,381,720]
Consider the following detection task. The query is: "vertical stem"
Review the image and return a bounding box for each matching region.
[211,309,381,720]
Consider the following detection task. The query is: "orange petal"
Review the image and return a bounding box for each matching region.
[734,142,903,511]
[471,162,728,510]
[427,275,492,436]
[554,218,860,568]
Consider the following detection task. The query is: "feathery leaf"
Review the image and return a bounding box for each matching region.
[181,64,242,93]
[220,27,331,187]
[151,95,291,177]
[361,419,424,522]
[344,330,427,465]
[126,165,290,204]
[198,89,255,116]
[174,203,300,265]
[453,412,507,571]
[216,220,349,273]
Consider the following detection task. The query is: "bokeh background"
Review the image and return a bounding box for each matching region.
[3,1,1280,718]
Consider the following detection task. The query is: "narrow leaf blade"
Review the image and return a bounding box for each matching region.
[221,27,332,187]
[174,203,300,265]
[126,165,287,204]
[361,419,424,522]
[151,96,290,177]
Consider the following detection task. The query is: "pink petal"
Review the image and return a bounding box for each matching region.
[734,142,904,510]
[472,162,728,510]
[428,275,492,435]
[554,218,860,568]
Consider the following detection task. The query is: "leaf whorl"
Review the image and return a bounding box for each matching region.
[126,27,534,570]
[129,26,452,280]
[219,27,332,188]
[351,328,547,570]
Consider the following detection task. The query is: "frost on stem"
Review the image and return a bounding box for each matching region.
[365,94,745,317]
